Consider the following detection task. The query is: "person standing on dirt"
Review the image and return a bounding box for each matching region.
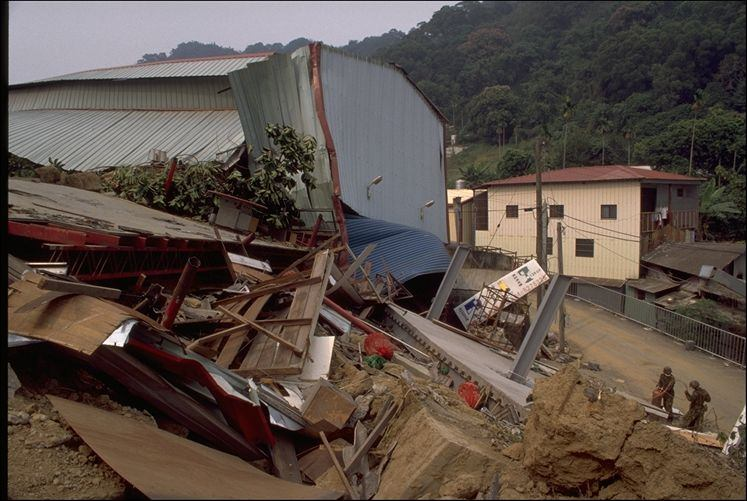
[682,380,711,431]
[652,367,676,421]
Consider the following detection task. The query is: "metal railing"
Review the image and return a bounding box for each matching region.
[567,281,745,367]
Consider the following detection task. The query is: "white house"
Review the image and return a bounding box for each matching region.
[472,165,703,282]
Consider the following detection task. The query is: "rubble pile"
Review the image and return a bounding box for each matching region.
[499,366,746,500]
[8,180,745,500]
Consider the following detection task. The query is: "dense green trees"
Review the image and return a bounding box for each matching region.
[376,0,745,239]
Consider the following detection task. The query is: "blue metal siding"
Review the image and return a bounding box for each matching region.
[345,216,451,284]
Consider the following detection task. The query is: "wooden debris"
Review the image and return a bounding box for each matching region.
[301,379,357,433]
[320,431,358,500]
[36,276,121,299]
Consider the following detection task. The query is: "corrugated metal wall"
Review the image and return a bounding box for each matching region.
[227,48,335,226]
[9,77,236,112]
[320,48,447,241]
[9,109,244,170]
[475,181,641,281]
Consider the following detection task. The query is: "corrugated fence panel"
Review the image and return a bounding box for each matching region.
[320,47,447,242]
[345,215,451,284]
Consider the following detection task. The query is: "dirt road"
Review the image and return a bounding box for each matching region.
[541,298,746,433]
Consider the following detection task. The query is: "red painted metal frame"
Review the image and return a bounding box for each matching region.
[309,42,349,265]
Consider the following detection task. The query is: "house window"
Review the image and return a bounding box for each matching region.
[549,204,564,218]
[676,188,684,197]
[506,205,519,218]
[575,238,594,257]
[546,237,553,256]
[601,204,617,219]
[474,191,488,231]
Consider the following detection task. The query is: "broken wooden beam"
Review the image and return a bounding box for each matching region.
[215,306,304,355]
[212,276,323,307]
[37,276,121,300]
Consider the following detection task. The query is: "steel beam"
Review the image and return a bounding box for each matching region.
[508,274,572,385]
[427,245,470,320]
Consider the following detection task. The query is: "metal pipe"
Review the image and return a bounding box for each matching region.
[163,157,178,199]
[322,297,376,335]
[161,256,201,330]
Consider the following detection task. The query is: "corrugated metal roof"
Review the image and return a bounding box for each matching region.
[626,277,680,294]
[12,53,272,87]
[9,109,244,171]
[642,241,746,276]
[479,165,705,187]
[345,215,451,284]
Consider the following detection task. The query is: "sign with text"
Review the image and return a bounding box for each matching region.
[454,258,549,329]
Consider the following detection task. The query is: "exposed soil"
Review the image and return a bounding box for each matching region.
[498,365,746,500]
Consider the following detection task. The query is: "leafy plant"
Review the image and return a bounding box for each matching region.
[47,157,66,170]
[246,124,318,229]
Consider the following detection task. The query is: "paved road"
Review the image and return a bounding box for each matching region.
[538,297,745,433]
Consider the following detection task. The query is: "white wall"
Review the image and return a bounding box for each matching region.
[475,181,642,281]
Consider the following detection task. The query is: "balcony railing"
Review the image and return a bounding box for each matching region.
[641,210,699,233]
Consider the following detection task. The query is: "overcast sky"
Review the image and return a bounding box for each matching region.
[8,1,456,84]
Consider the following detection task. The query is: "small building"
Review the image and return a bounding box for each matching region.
[447,189,474,245]
[474,165,704,282]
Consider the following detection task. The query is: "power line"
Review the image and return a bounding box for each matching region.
[563,223,641,243]
[563,214,642,239]
[562,223,688,282]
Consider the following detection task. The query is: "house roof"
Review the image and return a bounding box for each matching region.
[642,241,746,277]
[478,165,705,188]
[447,189,474,204]
[10,53,273,87]
[626,277,681,294]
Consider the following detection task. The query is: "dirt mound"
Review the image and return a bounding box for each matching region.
[499,365,746,499]
[61,171,103,192]
[615,421,745,499]
[520,364,645,492]
[327,353,518,499]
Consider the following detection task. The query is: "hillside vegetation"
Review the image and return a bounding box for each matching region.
[376,1,745,240]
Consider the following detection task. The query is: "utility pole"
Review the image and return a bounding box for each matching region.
[556,221,566,353]
[535,139,546,306]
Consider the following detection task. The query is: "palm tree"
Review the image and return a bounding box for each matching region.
[688,91,703,176]
[596,117,612,165]
[698,179,740,239]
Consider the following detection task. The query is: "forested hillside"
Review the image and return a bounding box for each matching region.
[375,1,745,239]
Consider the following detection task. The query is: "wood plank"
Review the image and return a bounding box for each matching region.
[37,276,121,300]
[212,277,322,307]
[215,295,271,368]
[270,432,302,484]
[8,278,132,355]
[49,395,340,500]
[319,431,358,500]
[326,244,375,295]
[343,399,395,477]
[278,232,340,276]
[217,307,304,356]
[238,251,332,376]
[255,318,313,326]
[329,264,364,305]
[186,323,251,351]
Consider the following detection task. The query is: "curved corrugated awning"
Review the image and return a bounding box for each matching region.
[345,215,450,285]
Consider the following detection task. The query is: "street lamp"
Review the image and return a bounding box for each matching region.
[366,176,383,199]
[419,200,435,220]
